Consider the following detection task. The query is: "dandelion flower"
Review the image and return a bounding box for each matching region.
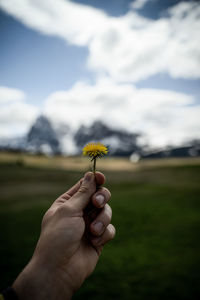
[83,142,108,173]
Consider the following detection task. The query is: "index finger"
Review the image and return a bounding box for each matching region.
[95,171,106,187]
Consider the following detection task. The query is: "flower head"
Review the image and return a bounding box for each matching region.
[83,142,108,160]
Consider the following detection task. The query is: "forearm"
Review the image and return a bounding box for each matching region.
[12,258,73,300]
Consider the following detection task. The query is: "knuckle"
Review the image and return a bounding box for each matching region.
[56,196,67,204]
[56,203,74,216]
[102,188,111,199]
[42,208,54,225]
[78,185,89,194]
[99,187,111,200]
[101,225,115,245]
[96,205,112,226]
[56,202,82,217]
[108,224,116,238]
[104,188,111,198]
[56,204,67,215]
[105,204,112,219]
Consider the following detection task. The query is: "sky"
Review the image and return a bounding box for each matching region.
[0,0,200,149]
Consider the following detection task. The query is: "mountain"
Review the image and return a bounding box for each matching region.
[140,140,200,159]
[0,116,199,159]
[74,120,141,156]
[0,136,26,152]
[26,115,61,155]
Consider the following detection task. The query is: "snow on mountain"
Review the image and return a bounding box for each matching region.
[1,116,199,159]
[26,115,61,155]
[74,120,140,156]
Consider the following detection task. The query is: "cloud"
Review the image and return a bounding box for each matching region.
[0,86,25,104]
[88,1,200,82]
[0,0,200,82]
[0,0,106,46]
[0,86,39,137]
[0,1,199,147]
[130,0,150,10]
[43,78,200,148]
[0,82,199,148]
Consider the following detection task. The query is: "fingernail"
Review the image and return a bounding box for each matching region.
[96,194,105,206]
[93,221,103,233]
[84,172,93,182]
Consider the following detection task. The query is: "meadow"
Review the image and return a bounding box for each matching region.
[0,154,200,300]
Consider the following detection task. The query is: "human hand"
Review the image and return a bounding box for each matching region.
[13,172,115,300]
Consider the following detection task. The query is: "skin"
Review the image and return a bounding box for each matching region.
[12,171,115,300]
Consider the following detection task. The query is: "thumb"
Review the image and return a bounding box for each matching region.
[68,172,96,210]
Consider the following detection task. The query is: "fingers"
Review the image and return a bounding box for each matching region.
[59,171,105,202]
[92,187,111,208]
[90,204,112,236]
[89,203,115,247]
[91,224,116,247]
[95,171,105,187]
[68,172,96,210]
[52,171,107,212]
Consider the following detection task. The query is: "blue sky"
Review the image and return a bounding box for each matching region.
[0,0,200,149]
[0,10,92,104]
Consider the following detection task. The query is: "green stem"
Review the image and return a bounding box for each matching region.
[93,157,96,174]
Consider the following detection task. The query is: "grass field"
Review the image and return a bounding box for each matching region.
[0,154,200,299]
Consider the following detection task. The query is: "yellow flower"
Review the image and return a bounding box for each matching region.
[82,142,108,173]
[83,142,108,159]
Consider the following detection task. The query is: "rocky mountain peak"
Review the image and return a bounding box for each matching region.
[74,120,140,156]
[26,115,60,155]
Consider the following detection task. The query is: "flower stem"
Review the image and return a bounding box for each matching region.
[93,157,96,174]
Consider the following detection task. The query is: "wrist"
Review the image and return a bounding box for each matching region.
[12,257,74,300]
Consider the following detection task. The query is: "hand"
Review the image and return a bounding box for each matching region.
[12,172,115,300]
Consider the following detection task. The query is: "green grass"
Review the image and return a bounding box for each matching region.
[0,162,200,299]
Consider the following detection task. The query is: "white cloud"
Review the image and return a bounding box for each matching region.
[43,78,200,148]
[0,0,200,82]
[0,86,39,137]
[0,83,199,148]
[0,1,199,147]
[130,0,149,10]
[0,0,106,46]
[0,86,25,103]
[88,2,200,82]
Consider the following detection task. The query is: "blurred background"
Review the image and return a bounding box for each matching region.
[0,0,200,299]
